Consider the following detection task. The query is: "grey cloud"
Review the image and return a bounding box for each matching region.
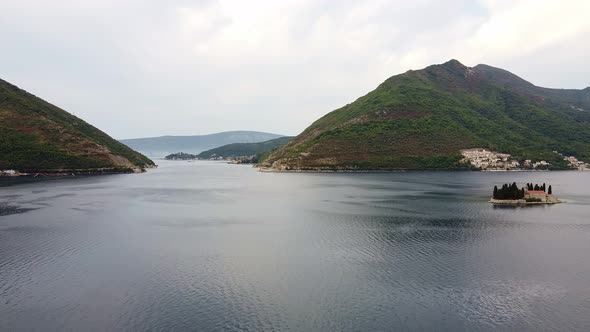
[0,0,588,139]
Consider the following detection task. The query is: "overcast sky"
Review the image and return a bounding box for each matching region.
[1,0,589,139]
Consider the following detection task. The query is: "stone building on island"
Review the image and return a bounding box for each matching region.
[524,190,558,203]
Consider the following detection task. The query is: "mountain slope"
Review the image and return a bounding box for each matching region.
[0,78,154,173]
[120,131,284,156]
[197,136,293,159]
[473,64,590,110]
[261,60,590,171]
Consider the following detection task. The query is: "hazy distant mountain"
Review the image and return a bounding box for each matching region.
[261,60,590,171]
[0,78,154,173]
[120,131,285,156]
[197,136,293,159]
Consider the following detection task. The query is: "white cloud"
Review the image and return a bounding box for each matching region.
[0,0,588,138]
[466,0,590,60]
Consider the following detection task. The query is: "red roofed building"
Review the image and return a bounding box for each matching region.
[525,190,557,202]
[527,190,547,195]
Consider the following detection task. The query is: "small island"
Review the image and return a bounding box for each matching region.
[165,152,198,160]
[490,182,560,205]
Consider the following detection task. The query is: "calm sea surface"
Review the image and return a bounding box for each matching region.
[1,161,590,331]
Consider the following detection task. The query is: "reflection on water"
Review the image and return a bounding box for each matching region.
[1,161,590,331]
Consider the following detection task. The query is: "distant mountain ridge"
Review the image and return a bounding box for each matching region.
[261,60,590,171]
[473,64,590,110]
[0,78,154,173]
[120,131,285,156]
[197,136,293,159]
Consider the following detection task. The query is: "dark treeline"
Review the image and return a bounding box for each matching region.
[493,182,553,200]
[526,183,552,194]
[493,183,525,200]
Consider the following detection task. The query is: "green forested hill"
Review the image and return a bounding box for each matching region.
[261,60,590,170]
[198,136,292,159]
[0,78,154,173]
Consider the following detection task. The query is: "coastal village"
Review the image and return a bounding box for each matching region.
[561,154,589,170]
[461,148,590,171]
[461,149,521,170]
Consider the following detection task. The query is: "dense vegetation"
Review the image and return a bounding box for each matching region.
[198,137,292,160]
[0,78,154,172]
[493,183,525,200]
[262,60,590,170]
[165,152,198,160]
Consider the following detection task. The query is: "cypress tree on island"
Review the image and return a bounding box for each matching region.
[493,183,526,200]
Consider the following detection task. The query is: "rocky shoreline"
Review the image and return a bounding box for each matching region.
[0,165,156,177]
[257,166,580,173]
[489,198,561,205]
[258,166,476,173]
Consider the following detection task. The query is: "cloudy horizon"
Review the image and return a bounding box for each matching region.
[2,0,589,139]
